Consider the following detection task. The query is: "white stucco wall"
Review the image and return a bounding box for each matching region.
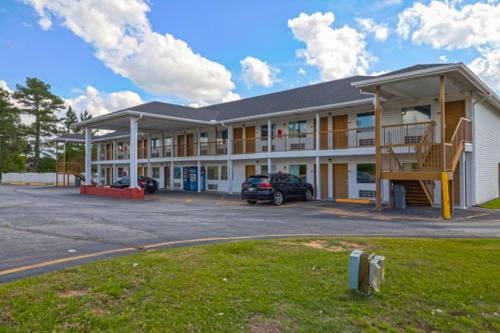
[473,100,500,204]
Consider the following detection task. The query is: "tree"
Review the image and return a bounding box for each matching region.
[63,106,78,134]
[79,109,92,122]
[13,78,64,172]
[0,87,27,173]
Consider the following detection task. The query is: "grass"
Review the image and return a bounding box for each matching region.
[480,198,500,209]
[0,238,499,332]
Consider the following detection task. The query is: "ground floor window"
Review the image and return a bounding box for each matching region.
[174,167,182,179]
[207,166,219,180]
[152,167,160,179]
[289,164,307,182]
[260,164,277,175]
[118,167,127,177]
[357,164,375,183]
[219,165,228,180]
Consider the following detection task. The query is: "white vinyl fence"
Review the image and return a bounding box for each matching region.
[1,172,76,185]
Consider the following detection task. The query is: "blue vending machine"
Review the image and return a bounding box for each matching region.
[183,167,206,191]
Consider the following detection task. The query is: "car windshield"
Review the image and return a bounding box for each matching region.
[118,177,130,183]
[246,176,269,184]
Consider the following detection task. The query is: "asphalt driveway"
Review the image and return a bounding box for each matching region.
[1,185,499,282]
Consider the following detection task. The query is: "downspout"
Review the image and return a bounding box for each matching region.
[471,91,492,206]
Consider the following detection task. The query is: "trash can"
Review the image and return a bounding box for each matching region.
[393,184,406,209]
[75,176,81,187]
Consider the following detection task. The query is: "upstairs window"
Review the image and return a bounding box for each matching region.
[260,124,276,139]
[402,105,431,124]
[164,136,172,146]
[356,112,374,128]
[288,121,308,137]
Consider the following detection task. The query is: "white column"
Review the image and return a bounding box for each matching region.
[197,128,201,156]
[147,135,152,177]
[328,161,333,199]
[84,127,92,185]
[170,160,174,190]
[129,118,138,188]
[197,160,202,192]
[227,125,233,193]
[267,119,272,153]
[96,143,102,186]
[112,164,117,182]
[315,113,321,200]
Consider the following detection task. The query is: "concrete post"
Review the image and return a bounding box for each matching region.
[84,127,92,185]
[96,143,102,186]
[129,118,138,188]
[227,125,233,193]
[315,113,321,200]
[147,135,152,177]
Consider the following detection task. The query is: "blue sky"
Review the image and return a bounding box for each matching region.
[0,0,498,116]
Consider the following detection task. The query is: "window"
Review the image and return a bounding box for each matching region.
[260,124,276,139]
[260,164,277,175]
[151,138,160,149]
[288,121,308,137]
[174,167,182,179]
[220,165,228,180]
[289,164,307,182]
[217,129,228,140]
[356,112,374,128]
[152,167,160,179]
[200,132,208,143]
[402,105,431,124]
[207,166,219,180]
[164,136,172,146]
[357,164,375,183]
[359,190,376,198]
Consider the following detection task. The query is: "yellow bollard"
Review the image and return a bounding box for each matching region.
[441,172,451,220]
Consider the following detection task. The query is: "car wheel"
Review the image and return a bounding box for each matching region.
[272,191,284,206]
[304,189,313,201]
[246,200,257,204]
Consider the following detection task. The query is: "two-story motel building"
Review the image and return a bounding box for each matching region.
[65,64,500,212]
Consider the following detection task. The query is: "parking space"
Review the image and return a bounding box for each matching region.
[1,185,499,281]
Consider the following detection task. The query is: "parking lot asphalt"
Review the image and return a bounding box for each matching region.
[1,185,499,282]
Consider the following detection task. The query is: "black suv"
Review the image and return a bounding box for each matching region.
[241,173,314,206]
[111,176,159,193]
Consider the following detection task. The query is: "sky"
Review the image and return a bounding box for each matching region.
[1,0,500,119]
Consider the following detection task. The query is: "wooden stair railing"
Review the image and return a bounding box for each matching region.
[446,117,472,172]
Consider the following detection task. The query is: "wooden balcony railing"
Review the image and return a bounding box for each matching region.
[445,117,472,171]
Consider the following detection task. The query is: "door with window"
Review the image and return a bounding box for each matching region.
[333,115,348,149]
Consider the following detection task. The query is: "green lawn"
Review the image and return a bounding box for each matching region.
[0,238,499,332]
[480,198,500,209]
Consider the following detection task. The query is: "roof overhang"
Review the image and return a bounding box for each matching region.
[351,63,500,109]
[74,109,217,131]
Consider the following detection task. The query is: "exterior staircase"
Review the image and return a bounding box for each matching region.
[382,118,472,207]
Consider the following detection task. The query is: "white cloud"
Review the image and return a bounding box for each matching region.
[356,18,389,41]
[288,12,374,81]
[397,1,500,91]
[397,1,500,49]
[240,56,279,88]
[0,80,12,92]
[439,55,448,62]
[298,68,306,75]
[24,0,239,105]
[66,86,144,118]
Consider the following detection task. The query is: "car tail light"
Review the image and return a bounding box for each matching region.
[242,182,249,187]
[139,180,145,186]
[258,182,272,188]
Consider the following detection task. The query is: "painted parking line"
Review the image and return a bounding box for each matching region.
[0,233,490,278]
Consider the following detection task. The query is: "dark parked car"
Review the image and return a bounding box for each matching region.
[111,176,159,193]
[241,173,314,206]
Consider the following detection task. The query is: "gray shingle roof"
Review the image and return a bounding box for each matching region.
[81,64,460,125]
[204,75,372,121]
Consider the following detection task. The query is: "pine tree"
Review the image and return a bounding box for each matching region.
[13,78,64,172]
[79,109,92,122]
[0,86,27,173]
[63,106,78,134]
